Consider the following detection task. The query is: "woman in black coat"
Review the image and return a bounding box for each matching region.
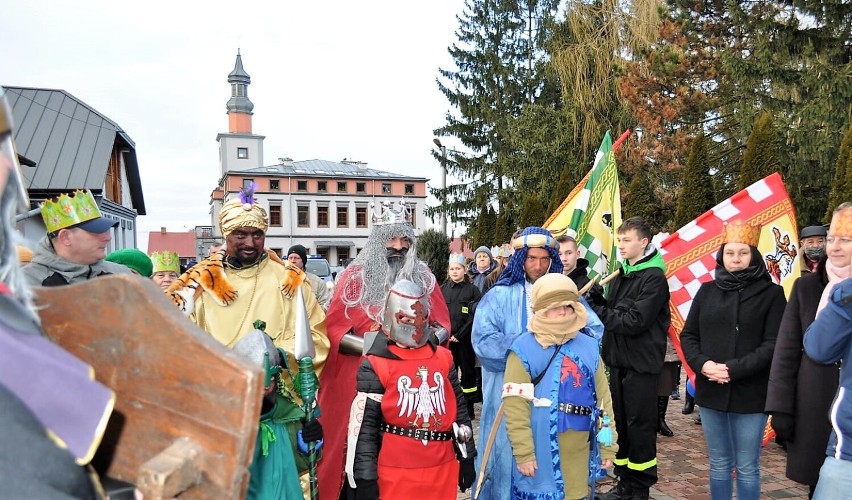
[680,231,786,500]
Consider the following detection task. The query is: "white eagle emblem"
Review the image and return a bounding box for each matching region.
[397,366,446,441]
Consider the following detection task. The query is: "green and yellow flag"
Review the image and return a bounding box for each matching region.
[544,131,622,280]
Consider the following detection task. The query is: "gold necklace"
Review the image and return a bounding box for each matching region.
[223,263,262,347]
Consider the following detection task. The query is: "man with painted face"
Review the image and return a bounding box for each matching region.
[168,183,329,495]
[472,226,604,500]
[350,279,476,499]
[316,200,451,500]
[799,225,827,274]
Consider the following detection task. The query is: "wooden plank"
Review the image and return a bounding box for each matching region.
[35,275,262,498]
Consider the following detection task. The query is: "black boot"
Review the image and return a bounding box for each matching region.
[682,392,695,414]
[658,396,674,437]
[630,487,650,500]
[597,480,633,500]
[467,399,476,420]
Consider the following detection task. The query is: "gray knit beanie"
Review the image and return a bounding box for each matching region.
[474,246,493,260]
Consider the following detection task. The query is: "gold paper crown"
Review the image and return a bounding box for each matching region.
[150,251,181,274]
[448,253,466,266]
[370,199,412,225]
[40,190,103,233]
[830,208,852,238]
[722,219,761,247]
[496,244,512,258]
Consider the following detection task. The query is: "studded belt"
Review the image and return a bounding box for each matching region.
[381,423,453,441]
[557,402,594,415]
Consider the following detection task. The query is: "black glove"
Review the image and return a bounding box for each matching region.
[355,479,379,500]
[458,458,476,492]
[771,412,795,443]
[300,417,323,442]
[585,283,607,306]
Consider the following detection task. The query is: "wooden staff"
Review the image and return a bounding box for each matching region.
[474,268,621,498]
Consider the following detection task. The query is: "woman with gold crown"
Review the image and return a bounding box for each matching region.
[766,203,852,496]
[680,219,786,500]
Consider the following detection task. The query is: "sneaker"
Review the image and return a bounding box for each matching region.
[670,389,680,400]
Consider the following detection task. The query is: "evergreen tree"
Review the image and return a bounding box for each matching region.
[429,0,561,228]
[416,229,451,284]
[492,209,514,245]
[547,163,581,215]
[519,194,545,228]
[737,112,780,191]
[673,134,715,229]
[826,124,852,221]
[623,172,658,227]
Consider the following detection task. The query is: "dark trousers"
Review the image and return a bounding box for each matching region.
[450,337,479,399]
[610,367,660,489]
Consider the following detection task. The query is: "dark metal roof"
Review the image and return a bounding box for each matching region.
[237,159,428,181]
[5,86,146,215]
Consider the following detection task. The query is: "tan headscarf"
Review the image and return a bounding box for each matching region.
[527,273,588,347]
[218,197,268,238]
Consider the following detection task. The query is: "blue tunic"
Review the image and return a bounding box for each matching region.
[508,332,599,498]
[473,281,603,500]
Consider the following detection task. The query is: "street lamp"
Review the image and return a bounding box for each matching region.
[433,138,448,236]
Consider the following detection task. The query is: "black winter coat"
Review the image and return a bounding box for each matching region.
[680,278,786,414]
[765,261,839,486]
[440,280,481,341]
[595,252,671,374]
[567,258,591,291]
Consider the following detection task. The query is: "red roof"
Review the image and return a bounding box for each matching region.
[449,238,474,259]
[147,230,196,258]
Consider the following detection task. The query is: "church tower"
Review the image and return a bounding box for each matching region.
[217,50,265,176]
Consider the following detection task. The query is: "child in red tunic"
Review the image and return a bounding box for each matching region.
[349,279,477,499]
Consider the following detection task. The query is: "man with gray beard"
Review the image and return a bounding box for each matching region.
[316,202,451,500]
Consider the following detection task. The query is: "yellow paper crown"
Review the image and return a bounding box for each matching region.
[830,208,852,238]
[150,251,181,274]
[722,219,761,247]
[40,190,103,233]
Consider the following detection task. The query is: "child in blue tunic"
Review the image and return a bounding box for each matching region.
[503,273,618,499]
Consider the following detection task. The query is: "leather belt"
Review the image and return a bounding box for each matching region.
[557,402,594,415]
[381,423,453,441]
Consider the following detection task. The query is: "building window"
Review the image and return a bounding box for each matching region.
[317,248,329,260]
[356,206,368,228]
[269,205,282,227]
[382,183,392,194]
[337,181,347,193]
[317,206,329,227]
[297,180,307,192]
[356,182,366,193]
[270,179,280,191]
[405,183,414,195]
[270,248,282,257]
[317,181,327,192]
[242,178,254,189]
[297,206,309,227]
[338,247,350,264]
[408,204,416,229]
[337,206,348,227]
[237,147,248,159]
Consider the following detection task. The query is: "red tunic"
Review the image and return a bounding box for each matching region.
[367,344,459,498]
[316,266,451,500]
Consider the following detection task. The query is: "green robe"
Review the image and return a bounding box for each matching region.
[247,396,304,500]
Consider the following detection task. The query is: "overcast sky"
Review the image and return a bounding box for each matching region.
[3,0,465,248]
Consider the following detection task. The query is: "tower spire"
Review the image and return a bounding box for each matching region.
[226,50,253,133]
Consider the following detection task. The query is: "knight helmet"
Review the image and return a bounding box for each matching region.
[382,279,431,348]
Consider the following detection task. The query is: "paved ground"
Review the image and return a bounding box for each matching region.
[460,386,810,499]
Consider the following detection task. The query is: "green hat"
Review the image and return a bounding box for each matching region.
[150,251,181,274]
[105,248,153,277]
[40,189,119,234]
